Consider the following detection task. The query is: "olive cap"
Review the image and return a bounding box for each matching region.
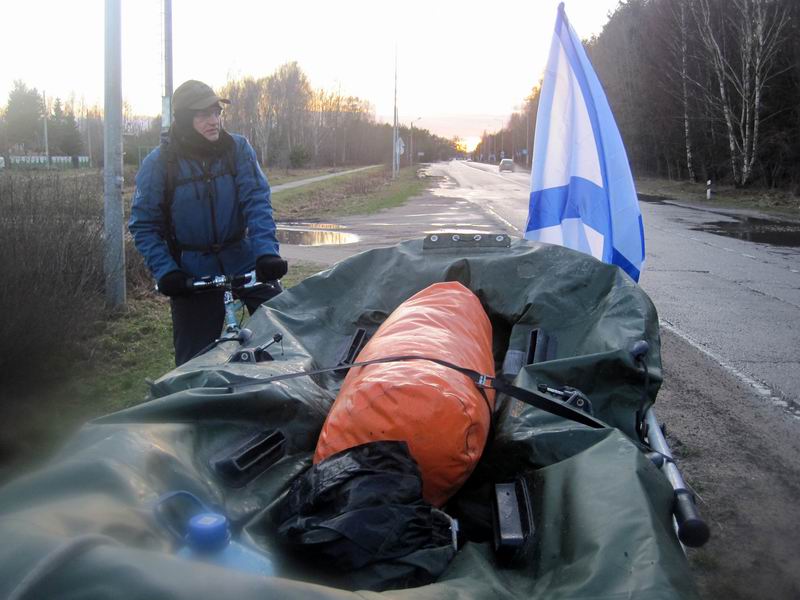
[172,80,230,112]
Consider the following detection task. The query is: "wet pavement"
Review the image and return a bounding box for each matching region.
[635,196,800,412]
[276,166,512,266]
[639,194,800,247]
[691,217,800,247]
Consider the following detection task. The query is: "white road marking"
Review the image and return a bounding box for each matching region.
[661,319,800,419]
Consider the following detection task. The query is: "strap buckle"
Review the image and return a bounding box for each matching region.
[475,374,496,389]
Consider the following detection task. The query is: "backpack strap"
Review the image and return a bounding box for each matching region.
[159,139,241,259]
[159,141,181,264]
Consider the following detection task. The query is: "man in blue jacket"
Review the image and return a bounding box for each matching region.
[129,80,287,365]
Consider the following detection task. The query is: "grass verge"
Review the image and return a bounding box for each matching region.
[272,166,427,220]
[0,164,429,482]
[636,176,800,217]
[0,261,326,484]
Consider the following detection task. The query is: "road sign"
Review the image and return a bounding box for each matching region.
[396,137,405,155]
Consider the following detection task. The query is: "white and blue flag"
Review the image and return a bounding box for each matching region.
[525,2,645,281]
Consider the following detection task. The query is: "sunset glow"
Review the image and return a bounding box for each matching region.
[1,0,620,141]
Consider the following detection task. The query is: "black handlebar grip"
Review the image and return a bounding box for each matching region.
[674,489,710,547]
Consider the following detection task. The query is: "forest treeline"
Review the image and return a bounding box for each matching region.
[481,0,799,192]
[0,61,458,169]
[217,62,457,167]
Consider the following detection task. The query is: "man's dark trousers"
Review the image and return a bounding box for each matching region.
[170,281,282,366]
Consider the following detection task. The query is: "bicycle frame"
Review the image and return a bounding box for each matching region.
[188,271,263,344]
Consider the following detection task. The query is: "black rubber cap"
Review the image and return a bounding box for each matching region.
[675,490,711,547]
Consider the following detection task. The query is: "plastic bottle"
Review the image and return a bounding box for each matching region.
[176,512,275,577]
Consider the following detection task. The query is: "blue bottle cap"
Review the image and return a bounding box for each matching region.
[185,512,231,552]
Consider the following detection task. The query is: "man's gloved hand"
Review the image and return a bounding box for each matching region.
[157,270,191,297]
[256,254,289,282]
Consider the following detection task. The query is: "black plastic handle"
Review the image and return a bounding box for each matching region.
[674,489,710,547]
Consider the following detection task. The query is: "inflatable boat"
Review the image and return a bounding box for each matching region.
[0,234,704,599]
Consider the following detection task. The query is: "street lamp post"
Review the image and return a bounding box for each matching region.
[410,117,421,167]
[499,119,505,161]
[162,0,173,135]
[526,107,531,168]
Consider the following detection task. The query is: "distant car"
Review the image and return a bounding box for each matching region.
[499,159,514,172]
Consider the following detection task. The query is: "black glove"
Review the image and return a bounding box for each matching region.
[157,270,191,297]
[256,254,288,282]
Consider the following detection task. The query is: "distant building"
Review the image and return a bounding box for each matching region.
[0,155,90,169]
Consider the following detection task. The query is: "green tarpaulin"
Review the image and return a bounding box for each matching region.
[0,236,698,599]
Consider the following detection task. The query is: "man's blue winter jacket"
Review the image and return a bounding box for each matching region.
[128,133,280,282]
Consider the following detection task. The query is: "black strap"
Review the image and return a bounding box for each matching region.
[160,142,240,260]
[173,164,236,189]
[160,142,181,263]
[227,354,606,430]
[177,230,245,254]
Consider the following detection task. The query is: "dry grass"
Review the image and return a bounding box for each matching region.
[271,165,428,221]
[636,176,800,217]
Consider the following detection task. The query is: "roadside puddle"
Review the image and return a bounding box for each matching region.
[638,195,800,247]
[692,217,800,247]
[277,224,359,246]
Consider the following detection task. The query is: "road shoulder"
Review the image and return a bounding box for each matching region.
[656,327,800,599]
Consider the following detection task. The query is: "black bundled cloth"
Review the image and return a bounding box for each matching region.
[274,441,458,591]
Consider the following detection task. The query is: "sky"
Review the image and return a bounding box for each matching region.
[1,0,621,148]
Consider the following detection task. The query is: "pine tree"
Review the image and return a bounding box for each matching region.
[60,111,83,157]
[5,80,43,152]
[49,97,65,154]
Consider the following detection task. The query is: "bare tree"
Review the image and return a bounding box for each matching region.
[267,62,312,160]
[218,63,454,168]
[675,0,697,182]
[692,0,790,186]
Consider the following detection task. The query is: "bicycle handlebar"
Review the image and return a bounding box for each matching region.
[188,270,262,292]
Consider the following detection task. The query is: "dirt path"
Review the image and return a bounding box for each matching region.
[657,328,800,599]
[271,165,380,192]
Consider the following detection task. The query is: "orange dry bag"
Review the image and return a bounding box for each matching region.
[314,281,495,507]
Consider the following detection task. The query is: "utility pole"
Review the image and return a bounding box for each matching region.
[104,0,126,307]
[409,121,413,168]
[410,117,421,167]
[42,91,50,165]
[526,107,531,168]
[162,0,173,135]
[392,47,398,178]
[511,123,515,162]
[87,111,93,167]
